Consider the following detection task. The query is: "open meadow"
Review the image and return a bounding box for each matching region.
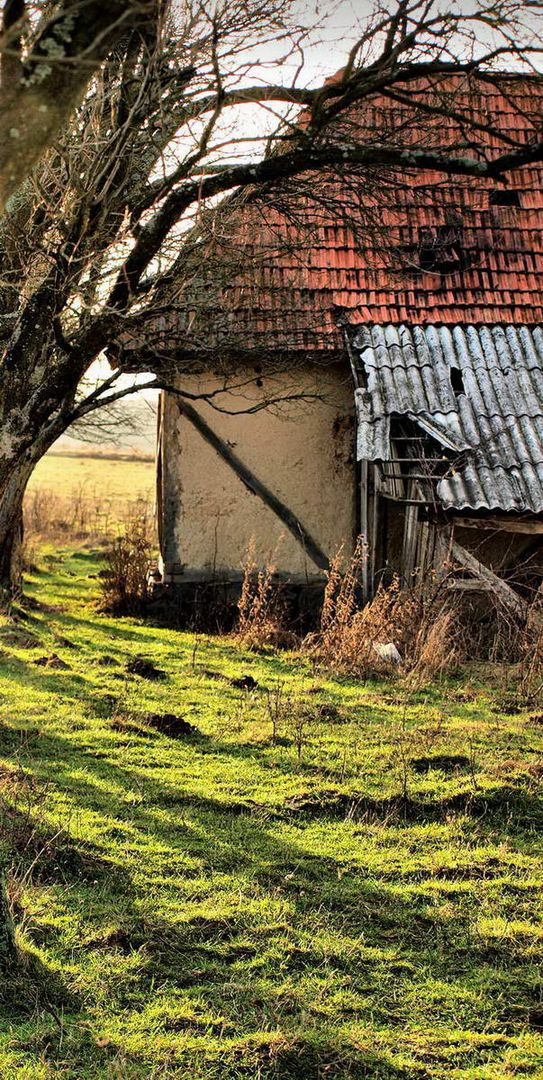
[29,452,155,502]
[0,518,542,1076]
[25,453,155,542]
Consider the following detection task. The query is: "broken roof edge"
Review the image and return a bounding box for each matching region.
[350,322,543,515]
[112,342,347,375]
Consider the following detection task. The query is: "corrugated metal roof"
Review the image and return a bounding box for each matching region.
[351,324,543,514]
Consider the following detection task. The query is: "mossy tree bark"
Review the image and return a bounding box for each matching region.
[0,492,25,600]
[0,870,17,972]
[0,452,39,599]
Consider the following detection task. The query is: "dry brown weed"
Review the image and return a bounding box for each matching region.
[99,515,155,614]
[305,540,464,679]
[236,537,296,650]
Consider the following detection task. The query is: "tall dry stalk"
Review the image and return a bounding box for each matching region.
[306,541,464,679]
[236,536,294,650]
[409,605,462,685]
[99,515,155,614]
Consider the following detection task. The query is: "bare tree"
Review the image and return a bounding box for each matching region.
[0,0,542,595]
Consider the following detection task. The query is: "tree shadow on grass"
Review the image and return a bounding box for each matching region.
[4,737,541,1077]
[3,748,419,1076]
[0,946,77,1021]
[0,635,231,715]
[2,799,133,891]
[1,646,543,1078]
[0,650,91,705]
[4,692,543,849]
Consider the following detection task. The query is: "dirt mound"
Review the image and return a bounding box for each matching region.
[34,653,70,670]
[230,674,258,690]
[145,713,199,738]
[126,656,166,680]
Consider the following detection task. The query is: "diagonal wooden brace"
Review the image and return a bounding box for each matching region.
[174,397,330,572]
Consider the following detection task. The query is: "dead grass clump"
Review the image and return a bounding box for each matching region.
[409,604,463,684]
[265,680,289,743]
[236,538,295,650]
[99,516,155,614]
[305,539,464,678]
[24,484,153,546]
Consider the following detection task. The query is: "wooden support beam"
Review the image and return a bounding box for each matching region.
[174,398,330,573]
[416,520,432,580]
[457,517,543,535]
[450,541,528,620]
[367,465,380,600]
[447,579,494,593]
[359,459,370,603]
[401,480,420,584]
[381,496,434,506]
[156,393,165,559]
[434,525,454,582]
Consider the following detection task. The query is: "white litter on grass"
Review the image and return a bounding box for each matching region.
[373,642,402,665]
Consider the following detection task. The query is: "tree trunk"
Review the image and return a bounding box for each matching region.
[0,506,23,599]
[0,869,17,973]
[0,459,34,599]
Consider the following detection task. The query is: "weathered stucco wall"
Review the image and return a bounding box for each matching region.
[159,364,355,582]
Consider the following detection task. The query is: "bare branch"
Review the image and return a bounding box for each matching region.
[0,0,160,211]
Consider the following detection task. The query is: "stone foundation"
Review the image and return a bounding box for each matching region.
[148,576,326,633]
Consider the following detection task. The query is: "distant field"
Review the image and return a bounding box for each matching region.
[28,451,155,502]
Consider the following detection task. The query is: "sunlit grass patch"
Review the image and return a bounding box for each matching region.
[0,549,542,1077]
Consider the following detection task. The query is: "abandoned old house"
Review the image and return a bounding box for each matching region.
[150,73,543,624]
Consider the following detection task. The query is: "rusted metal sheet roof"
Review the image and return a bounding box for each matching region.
[351,324,543,514]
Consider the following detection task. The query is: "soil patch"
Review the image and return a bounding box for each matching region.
[145,713,200,738]
[410,754,471,774]
[230,674,258,690]
[34,653,70,670]
[126,656,166,680]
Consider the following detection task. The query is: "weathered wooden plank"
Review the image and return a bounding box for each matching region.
[359,459,370,603]
[458,517,543,535]
[368,465,380,599]
[451,541,528,619]
[446,579,494,592]
[401,480,420,583]
[433,525,454,577]
[416,520,431,579]
[156,392,165,558]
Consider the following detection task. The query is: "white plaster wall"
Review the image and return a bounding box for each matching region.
[160,363,356,581]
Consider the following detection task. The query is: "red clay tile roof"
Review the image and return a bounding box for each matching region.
[205,73,543,353]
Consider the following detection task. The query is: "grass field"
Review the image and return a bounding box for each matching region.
[29,452,155,503]
[0,550,543,1078]
[25,452,156,542]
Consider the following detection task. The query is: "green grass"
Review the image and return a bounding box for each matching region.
[0,549,543,1078]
